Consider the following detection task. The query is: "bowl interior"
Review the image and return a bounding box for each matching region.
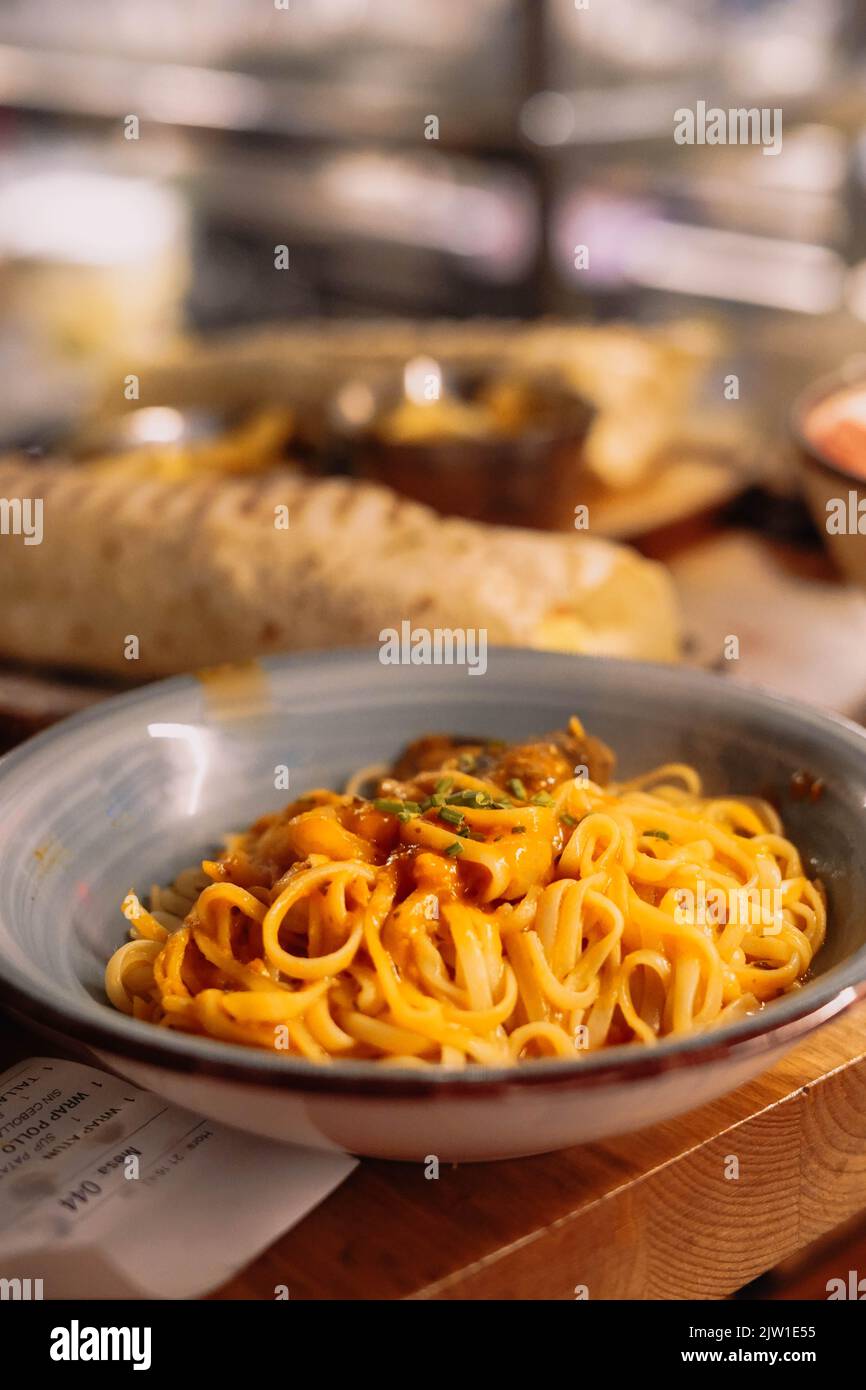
[1,649,866,1076]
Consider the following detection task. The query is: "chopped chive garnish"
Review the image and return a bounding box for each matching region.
[444,840,464,856]
[645,828,670,840]
[439,806,466,827]
[511,825,526,834]
[445,789,487,807]
[560,813,578,827]
[374,797,420,819]
[434,777,454,795]
[457,753,476,772]
[508,777,528,801]
[531,792,554,806]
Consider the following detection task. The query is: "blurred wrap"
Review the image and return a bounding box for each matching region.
[0,459,680,676]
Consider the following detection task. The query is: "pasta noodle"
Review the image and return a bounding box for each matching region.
[105,719,826,1066]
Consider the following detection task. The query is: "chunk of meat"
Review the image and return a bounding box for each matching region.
[390,734,482,780]
[389,722,614,794]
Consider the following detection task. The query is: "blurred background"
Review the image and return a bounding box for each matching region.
[2,0,866,710]
[1,0,865,439]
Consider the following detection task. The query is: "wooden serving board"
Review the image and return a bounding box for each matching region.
[206,1003,866,1300]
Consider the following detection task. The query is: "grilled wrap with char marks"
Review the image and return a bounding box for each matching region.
[0,458,680,677]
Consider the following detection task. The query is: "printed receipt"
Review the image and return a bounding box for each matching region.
[0,1057,356,1299]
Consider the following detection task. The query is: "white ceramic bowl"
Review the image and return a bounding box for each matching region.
[1,650,865,1161]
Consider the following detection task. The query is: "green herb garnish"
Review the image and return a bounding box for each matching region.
[445,789,484,807]
[373,797,420,820]
[434,777,454,795]
[531,792,554,807]
[511,825,527,834]
[560,813,578,827]
[439,806,466,827]
[645,829,670,841]
[444,840,464,856]
[507,777,528,801]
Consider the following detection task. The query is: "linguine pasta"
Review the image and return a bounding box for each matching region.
[105,719,826,1066]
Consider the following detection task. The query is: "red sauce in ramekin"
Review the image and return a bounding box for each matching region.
[805,385,866,478]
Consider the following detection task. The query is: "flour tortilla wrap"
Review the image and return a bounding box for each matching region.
[0,459,680,677]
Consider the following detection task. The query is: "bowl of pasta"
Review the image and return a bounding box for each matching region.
[0,649,865,1161]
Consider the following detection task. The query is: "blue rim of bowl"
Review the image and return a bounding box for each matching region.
[1,649,865,1099]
